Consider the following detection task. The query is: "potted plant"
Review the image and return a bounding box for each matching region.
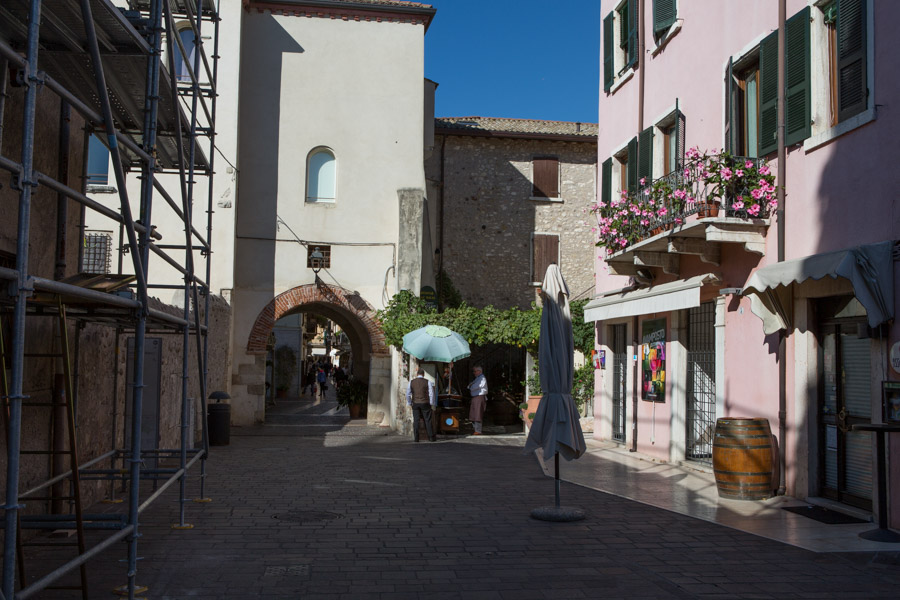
[336,376,368,418]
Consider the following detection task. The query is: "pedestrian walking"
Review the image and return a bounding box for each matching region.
[316,367,327,399]
[406,368,436,442]
[467,365,488,435]
[304,363,317,396]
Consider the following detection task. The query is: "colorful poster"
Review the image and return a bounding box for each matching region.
[641,318,666,403]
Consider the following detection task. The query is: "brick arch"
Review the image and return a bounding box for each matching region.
[246,284,389,356]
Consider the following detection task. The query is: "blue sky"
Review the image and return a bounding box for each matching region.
[424,0,601,124]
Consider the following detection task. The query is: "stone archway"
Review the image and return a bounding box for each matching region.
[245,283,392,424]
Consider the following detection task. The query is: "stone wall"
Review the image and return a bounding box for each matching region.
[427,135,597,309]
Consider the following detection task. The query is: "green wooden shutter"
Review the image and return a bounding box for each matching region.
[626,137,638,194]
[638,126,654,185]
[653,0,677,37]
[836,0,867,122]
[602,157,612,206]
[674,109,686,170]
[604,12,615,92]
[724,57,734,154]
[758,30,778,156]
[784,6,811,146]
[626,0,639,69]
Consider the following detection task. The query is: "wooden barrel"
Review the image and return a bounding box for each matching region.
[712,418,774,500]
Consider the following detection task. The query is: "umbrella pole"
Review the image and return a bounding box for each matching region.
[555,452,560,508]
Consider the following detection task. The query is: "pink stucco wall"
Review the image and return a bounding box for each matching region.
[594,0,900,522]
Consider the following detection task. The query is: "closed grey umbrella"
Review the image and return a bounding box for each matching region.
[524,263,586,521]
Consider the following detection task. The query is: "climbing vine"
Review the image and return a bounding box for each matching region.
[377,292,595,355]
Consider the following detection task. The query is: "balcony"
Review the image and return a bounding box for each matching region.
[594,152,776,277]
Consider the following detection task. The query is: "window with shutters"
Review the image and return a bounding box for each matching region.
[727,6,811,157]
[603,0,638,93]
[651,0,680,49]
[532,157,560,199]
[653,107,686,176]
[805,0,873,147]
[531,233,559,285]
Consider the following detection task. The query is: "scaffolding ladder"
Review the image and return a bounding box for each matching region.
[0,302,90,599]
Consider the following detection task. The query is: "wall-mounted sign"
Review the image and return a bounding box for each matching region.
[420,285,437,310]
[641,318,666,403]
[890,341,900,374]
[592,349,605,370]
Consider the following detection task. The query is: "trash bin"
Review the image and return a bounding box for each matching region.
[208,392,231,446]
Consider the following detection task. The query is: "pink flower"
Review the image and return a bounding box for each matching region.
[683,167,691,178]
[767,199,778,209]
[735,169,744,178]
[751,188,764,200]
[640,177,647,186]
[674,188,686,199]
[745,160,754,169]
[657,207,668,216]
[747,204,761,216]
[640,218,650,226]
[759,165,770,175]
[732,200,745,210]
[721,167,733,181]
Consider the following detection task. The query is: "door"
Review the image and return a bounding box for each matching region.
[126,337,163,470]
[611,324,627,443]
[686,302,716,465]
[819,323,873,510]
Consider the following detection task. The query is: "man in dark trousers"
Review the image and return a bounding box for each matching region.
[406,368,436,442]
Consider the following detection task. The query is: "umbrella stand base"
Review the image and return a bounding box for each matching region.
[530,506,585,522]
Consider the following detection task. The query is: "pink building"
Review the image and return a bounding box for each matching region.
[587,0,900,531]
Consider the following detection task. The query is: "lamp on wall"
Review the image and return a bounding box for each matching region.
[309,246,324,277]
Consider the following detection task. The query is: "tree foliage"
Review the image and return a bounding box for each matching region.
[378,292,595,355]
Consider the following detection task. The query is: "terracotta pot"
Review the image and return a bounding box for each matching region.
[698,203,720,218]
[522,395,542,430]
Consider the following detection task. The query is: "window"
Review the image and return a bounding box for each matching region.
[306,148,336,203]
[173,26,197,82]
[306,245,331,269]
[652,0,677,42]
[82,232,112,274]
[86,134,109,185]
[532,157,559,199]
[727,56,761,157]
[531,234,559,285]
[637,126,654,185]
[603,0,638,92]
[656,108,685,176]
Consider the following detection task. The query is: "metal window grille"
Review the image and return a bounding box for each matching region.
[686,302,716,464]
[306,245,331,269]
[611,324,627,443]
[82,233,112,274]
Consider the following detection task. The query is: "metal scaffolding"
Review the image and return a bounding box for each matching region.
[0,0,220,597]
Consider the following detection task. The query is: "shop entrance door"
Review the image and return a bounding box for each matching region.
[686,302,716,465]
[819,320,873,511]
[611,324,627,443]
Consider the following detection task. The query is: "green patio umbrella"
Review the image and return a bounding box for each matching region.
[402,325,471,363]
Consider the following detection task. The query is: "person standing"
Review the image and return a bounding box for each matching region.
[316,366,327,399]
[467,365,488,435]
[406,368,436,442]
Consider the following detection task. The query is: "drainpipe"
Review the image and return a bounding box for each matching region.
[776,0,787,496]
[630,0,646,454]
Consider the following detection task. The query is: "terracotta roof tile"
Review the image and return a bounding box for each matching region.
[435,116,598,140]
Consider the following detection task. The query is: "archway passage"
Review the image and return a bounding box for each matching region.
[246,283,393,424]
[248,283,388,359]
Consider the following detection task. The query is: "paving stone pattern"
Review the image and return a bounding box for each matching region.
[21,422,900,599]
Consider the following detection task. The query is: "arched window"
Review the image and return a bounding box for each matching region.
[173,27,197,82]
[306,148,336,203]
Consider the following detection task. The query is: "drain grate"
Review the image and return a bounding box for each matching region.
[272,510,342,524]
[264,564,310,577]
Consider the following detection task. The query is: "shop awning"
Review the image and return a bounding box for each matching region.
[743,241,894,335]
[584,273,721,322]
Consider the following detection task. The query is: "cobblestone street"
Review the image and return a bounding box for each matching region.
[23,394,900,599]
